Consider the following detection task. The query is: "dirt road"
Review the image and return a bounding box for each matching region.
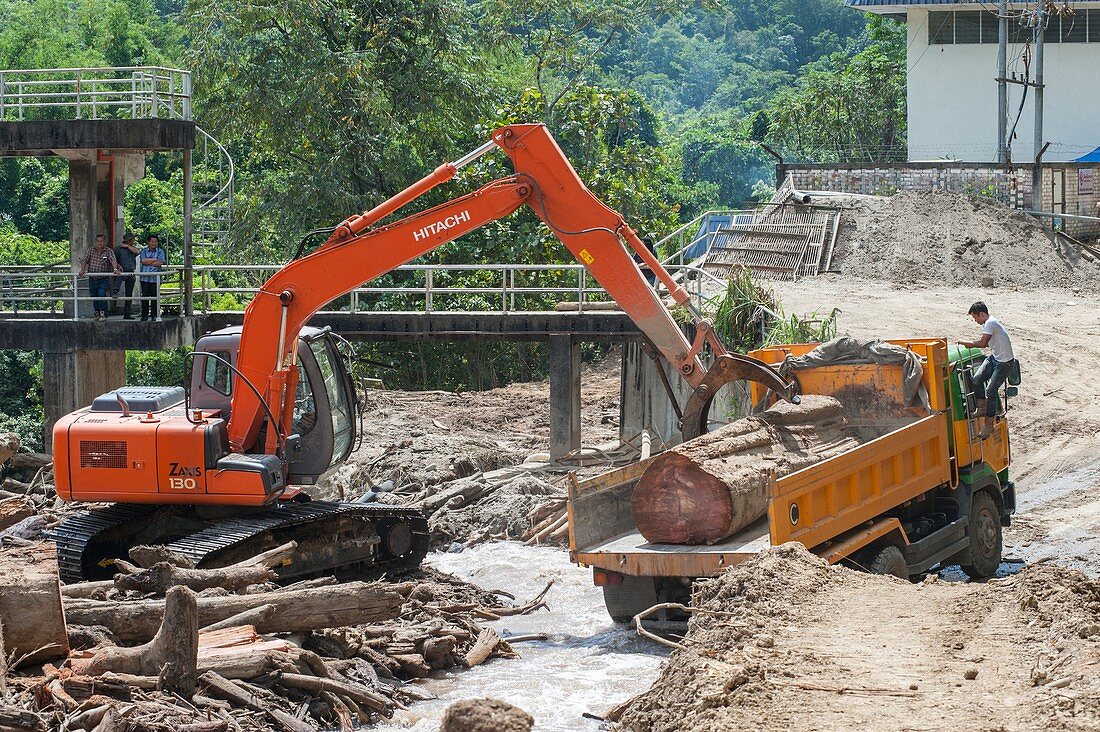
[781,276,1100,576]
[618,545,1099,732]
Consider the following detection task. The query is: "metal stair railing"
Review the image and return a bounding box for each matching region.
[191,126,235,249]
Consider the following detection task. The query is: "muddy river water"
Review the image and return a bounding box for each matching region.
[376,542,668,731]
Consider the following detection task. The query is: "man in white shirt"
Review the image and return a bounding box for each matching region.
[957,301,1015,438]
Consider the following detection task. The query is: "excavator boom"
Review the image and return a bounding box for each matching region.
[228,123,796,454]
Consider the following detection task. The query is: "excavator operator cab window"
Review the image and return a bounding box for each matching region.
[284,331,357,484]
[309,339,354,466]
[203,351,233,396]
[292,360,318,436]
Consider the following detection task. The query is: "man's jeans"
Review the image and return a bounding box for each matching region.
[111,273,135,316]
[89,276,111,316]
[971,355,1011,417]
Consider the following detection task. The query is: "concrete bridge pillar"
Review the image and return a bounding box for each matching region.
[549,334,581,460]
[66,153,146,318]
[42,349,126,452]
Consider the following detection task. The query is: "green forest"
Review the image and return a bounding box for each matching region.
[0,0,905,448]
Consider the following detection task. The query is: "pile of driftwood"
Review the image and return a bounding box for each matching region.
[0,537,549,732]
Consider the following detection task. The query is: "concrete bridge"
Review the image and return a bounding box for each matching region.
[0,306,649,458]
[0,258,723,457]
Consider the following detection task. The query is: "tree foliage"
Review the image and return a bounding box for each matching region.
[183,0,496,254]
[479,0,697,125]
[763,16,906,161]
[0,0,909,405]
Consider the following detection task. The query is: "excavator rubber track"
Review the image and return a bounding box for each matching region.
[50,500,429,584]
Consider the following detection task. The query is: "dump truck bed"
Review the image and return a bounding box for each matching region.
[569,339,955,578]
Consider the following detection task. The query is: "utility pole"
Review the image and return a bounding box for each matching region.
[997,0,1008,163]
[1033,5,1047,163]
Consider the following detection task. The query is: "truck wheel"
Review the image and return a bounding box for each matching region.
[962,491,1002,579]
[866,544,908,579]
[601,575,659,624]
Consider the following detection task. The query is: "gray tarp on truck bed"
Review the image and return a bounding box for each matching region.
[776,337,927,406]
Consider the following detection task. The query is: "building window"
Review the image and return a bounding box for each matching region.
[929,10,1096,45]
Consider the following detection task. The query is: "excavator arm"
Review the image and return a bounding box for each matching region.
[227,123,796,455]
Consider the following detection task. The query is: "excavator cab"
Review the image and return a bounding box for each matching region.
[190,326,357,485]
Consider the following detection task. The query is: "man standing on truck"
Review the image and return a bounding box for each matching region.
[958,301,1015,439]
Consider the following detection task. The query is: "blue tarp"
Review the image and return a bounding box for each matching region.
[1074,147,1100,163]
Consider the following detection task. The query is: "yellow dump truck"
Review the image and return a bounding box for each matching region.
[568,339,1017,621]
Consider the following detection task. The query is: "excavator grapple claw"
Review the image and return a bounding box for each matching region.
[679,354,800,441]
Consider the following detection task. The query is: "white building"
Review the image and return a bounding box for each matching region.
[847,1,1100,162]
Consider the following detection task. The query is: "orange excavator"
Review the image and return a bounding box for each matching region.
[50,124,797,582]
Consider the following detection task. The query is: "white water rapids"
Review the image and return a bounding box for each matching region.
[375,542,668,731]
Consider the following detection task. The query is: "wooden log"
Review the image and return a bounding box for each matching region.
[199,604,276,634]
[463,628,500,668]
[9,453,51,472]
[84,586,199,698]
[64,582,402,644]
[391,654,431,678]
[60,675,134,700]
[199,648,298,680]
[0,435,18,466]
[0,541,68,668]
[631,395,861,545]
[128,545,194,569]
[0,706,45,732]
[60,581,115,600]
[113,562,277,596]
[276,672,391,713]
[177,722,229,732]
[0,515,45,540]
[0,479,34,496]
[60,702,113,731]
[98,673,158,690]
[198,672,316,732]
[0,498,34,533]
[226,540,297,570]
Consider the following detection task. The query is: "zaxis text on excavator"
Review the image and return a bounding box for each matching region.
[50,123,798,582]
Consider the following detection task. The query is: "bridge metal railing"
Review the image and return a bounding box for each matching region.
[0,262,728,319]
[0,66,192,121]
[192,263,725,315]
[0,266,188,317]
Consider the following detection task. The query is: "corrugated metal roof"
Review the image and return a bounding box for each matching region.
[846,1,975,5]
[848,0,1100,5]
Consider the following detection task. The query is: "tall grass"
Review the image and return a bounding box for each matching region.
[707,267,779,353]
[692,267,839,352]
[765,307,840,346]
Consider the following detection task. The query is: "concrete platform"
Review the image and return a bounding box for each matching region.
[0,118,195,155]
[0,315,215,351]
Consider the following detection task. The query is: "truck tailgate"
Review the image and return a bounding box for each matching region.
[573,519,770,577]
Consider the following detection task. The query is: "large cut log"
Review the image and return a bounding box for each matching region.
[0,541,69,667]
[632,395,861,545]
[64,582,402,643]
[84,586,199,697]
[113,561,277,596]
